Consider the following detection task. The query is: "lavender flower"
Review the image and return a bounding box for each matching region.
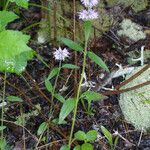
[78,9,98,20]
[53,47,70,61]
[81,0,99,8]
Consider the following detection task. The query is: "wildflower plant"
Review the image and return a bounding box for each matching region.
[43,1,109,148]
[55,20,108,150]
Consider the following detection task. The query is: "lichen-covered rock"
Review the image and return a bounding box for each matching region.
[117,19,146,42]
[119,65,150,131]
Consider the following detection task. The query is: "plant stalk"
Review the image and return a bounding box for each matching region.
[3,0,9,10]
[1,72,6,138]
[68,41,88,147]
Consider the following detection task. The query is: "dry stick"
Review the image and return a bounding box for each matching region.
[102,64,150,96]
[53,1,57,45]
[1,119,38,142]
[36,139,66,150]
[73,0,78,95]
[25,71,52,105]
[115,64,150,90]
[103,80,150,96]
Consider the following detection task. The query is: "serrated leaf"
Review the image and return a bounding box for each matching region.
[7,96,23,102]
[62,64,79,69]
[101,126,113,146]
[0,11,19,31]
[45,79,53,93]
[74,130,86,141]
[54,93,65,103]
[0,30,34,74]
[87,51,109,72]
[58,98,75,124]
[60,145,70,150]
[9,0,29,9]
[37,122,48,136]
[81,91,103,102]
[86,130,97,142]
[60,38,83,52]
[84,21,92,42]
[81,143,93,150]
[47,67,59,80]
[0,126,6,131]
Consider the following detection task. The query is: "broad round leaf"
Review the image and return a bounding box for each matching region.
[86,130,97,142]
[74,130,86,141]
[0,30,34,74]
[81,143,93,150]
[0,11,19,31]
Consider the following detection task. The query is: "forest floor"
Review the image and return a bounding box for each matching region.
[1,0,150,150]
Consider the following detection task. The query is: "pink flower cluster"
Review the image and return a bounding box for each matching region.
[79,0,99,20]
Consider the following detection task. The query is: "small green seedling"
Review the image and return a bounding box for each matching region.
[80,91,104,115]
[60,130,97,150]
[101,126,118,150]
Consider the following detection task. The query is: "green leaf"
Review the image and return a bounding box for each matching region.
[81,143,93,150]
[62,64,79,69]
[58,98,75,124]
[52,118,67,124]
[101,126,113,146]
[6,96,23,102]
[81,91,103,102]
[47,67,59,80]
[9,0,29,9]
[0,30,34,74]
[60,145,70,150]
[74,130,86,141]
[84,21,92,42]
[45,79,53,93]
[87,51,109,72]
[0,11,19,31]
[60,38,83,52]
[37,122,48,136]
[54,93,65,103]
[86,130,97,142]
[73,145,81,150]
[0,138,7,150]
[0,126,6,131]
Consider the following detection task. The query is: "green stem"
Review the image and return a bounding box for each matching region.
[36,61,62,148]
[68,41,88,147]
[51,61,62,107]
[35,53,50,69]
[1,72,6,138]
[3,0,9,10]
